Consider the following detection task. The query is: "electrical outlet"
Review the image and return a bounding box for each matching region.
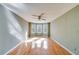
[74,48,79,51]
[74,48,77,51]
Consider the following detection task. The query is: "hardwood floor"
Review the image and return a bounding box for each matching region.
[7,37,71,55]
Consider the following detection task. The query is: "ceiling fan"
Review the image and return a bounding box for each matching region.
[32,13,46,20]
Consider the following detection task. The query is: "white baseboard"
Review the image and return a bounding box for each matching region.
[4,41,23,55]
[51,37,75,55]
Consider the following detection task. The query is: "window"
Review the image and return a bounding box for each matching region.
[29,23,50,37]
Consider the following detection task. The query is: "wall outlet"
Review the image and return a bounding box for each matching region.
[74,48,79,51]
[74,48,77,51]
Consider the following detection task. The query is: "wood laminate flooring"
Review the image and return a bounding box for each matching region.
[7,37,71,55]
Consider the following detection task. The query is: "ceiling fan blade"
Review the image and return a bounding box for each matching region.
[42,19,46,20]
[31,17,38,19]
[40,13,45,16]
[32,15,38,17]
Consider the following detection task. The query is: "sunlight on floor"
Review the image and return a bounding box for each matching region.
[25,37,48,49]
[25,37,38,42]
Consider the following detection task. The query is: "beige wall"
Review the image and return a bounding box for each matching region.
[51,5,79,54]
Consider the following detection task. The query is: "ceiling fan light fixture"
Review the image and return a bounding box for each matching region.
[32,13,46,21]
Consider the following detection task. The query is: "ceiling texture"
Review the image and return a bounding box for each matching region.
[1,3,79,23]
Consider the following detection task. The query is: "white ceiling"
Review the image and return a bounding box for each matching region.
[2,3,78,23]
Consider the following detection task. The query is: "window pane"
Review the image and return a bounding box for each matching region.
[43,23,48,35]
[32,23,36,34]
[37,24,42,34]
[31,23,48,37]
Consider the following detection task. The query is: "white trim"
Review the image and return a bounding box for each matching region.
[4,41,24,55]
[50,37,75,55]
